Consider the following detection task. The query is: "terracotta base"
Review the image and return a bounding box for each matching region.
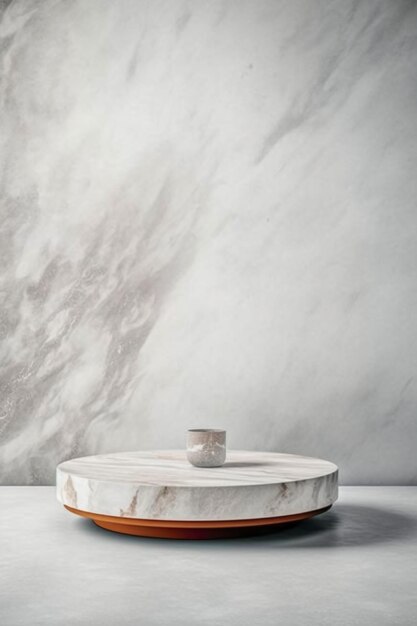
[64,504,332,539]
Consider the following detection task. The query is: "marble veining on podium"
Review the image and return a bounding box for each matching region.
[57,450,338,521]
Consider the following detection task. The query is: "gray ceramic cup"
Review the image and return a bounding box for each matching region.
[186,429,226,467]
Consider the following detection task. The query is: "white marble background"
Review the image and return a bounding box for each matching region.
[0,0,416,485]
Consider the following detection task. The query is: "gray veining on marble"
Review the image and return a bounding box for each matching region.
[57,450,338,486]
[57,450,338,520]
[1,0,417,486]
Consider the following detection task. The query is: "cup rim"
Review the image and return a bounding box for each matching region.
[187,428,225,433]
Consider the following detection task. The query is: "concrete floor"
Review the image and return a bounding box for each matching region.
[0,487,416,625]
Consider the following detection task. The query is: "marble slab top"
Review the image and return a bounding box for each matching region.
[57,450,337,487]
[57,450,338,520]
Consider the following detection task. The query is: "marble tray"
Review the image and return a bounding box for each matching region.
[57,450,338,538]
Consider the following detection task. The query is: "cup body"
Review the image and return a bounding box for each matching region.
[186,429,226,467]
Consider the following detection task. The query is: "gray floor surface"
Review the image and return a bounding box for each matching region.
[0,487,416,625]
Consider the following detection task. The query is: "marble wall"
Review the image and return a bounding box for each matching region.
[1,0,416,485]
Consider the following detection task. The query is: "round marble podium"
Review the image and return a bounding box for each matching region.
[56,450,338,539]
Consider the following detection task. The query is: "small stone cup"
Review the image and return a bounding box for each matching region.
[186,429,226,468]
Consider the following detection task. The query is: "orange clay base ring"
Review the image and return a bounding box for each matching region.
[64,504,332,539]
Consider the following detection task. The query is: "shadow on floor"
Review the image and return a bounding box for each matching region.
[237,503,417,548]
[72,502,417,550]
